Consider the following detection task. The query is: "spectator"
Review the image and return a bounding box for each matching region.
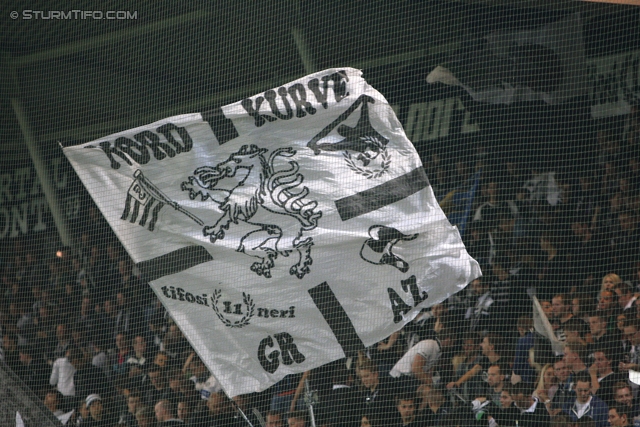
[148,312,167,354]
[489,257,525,330]
[317,361,362,427]
[49,346,76,401]
[490,385,520,427]
[591,349,626,408]
[287,411,309,427]
[602,273,623,295]
[620,319,640,372]
[97,297,118,341]
[534,364,558,412]
[395,393,422,427]
[472,180,504,225]
[75,400,90,426]
[420,385,449,427]
[127,334,147,369]
[446,333,506,393]
[611,210,640,276]
[564,318,588,346]
[356,355,400,426]
[153,350,170,369]
[154,399,183,425]
[16,343,50,392]
[369,330,404,374]
[595,290,620,332]
[110,332,132,378]
[540,300,554,319]
[550,414,573,427]
[564,343,589,379]
[114,291,145,339]
[634,299,640,320]
[84,394,116,427]
[551,294,577,342]
[513,316,537,385]
[32,305,55,356]
[451,332,483,401]
[116,257,143,293]
[484,364,507,405]
[510,381,551,427]
[163,322,190,361]
[51,323,72,362]
[70,323,92,360]
[615,281,638,312]
[537,232,571,298]
[608,405,631,427]
[587,313,623,364]
[69,346,114,403]
[550,359,574,416]
[145,364,171,407]
[75,296,97,333]
[126,334,149,378]
[118,391,142,427]
[43,389,65,417]
[464,277,497,334]
[90,335,109,375]
[572,295,596,323]
[201,391,236,427]
[613,382,640,419]
[135,406,155,427]
[562,372,609,427]
[389,330,454,387]
[617,314,629,340]
[266,411,284,427]
[166,369,188,403]
[184,352,221,401]
[177,400,192,424]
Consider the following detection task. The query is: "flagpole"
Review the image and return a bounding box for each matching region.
[304,379,317,427]
[12,98,72,247]
[232,401,255,427]
[133,169,204,226]
[290,1,315,74]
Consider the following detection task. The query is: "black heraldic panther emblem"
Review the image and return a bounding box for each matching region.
[181,145,322,279]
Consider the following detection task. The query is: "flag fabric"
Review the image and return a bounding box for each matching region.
[426,13,586,105]
[532,296,565,356]
[121,169,204,231]
[63,68,481,397]
[523,171,561,206]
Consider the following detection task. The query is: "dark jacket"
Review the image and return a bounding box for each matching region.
[317,385,363,427]
[515,399,551,427]
[489,401,520,427]
[74,363,114,402]
[358,379,402,427]
[563,395,609,427]
[17,358,51,392]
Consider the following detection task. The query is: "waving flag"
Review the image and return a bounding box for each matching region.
[427,13,586,105]
[63,68,481,397]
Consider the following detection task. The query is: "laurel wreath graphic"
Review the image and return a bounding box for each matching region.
[211,289,255,328]
[343,136,391,179]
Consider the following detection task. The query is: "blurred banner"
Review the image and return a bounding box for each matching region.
[427,13,586,105]
[63,68,480,397]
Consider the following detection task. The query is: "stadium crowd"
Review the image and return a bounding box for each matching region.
[0,105,639,426]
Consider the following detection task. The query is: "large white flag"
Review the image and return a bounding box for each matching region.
[63,68,481,397]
